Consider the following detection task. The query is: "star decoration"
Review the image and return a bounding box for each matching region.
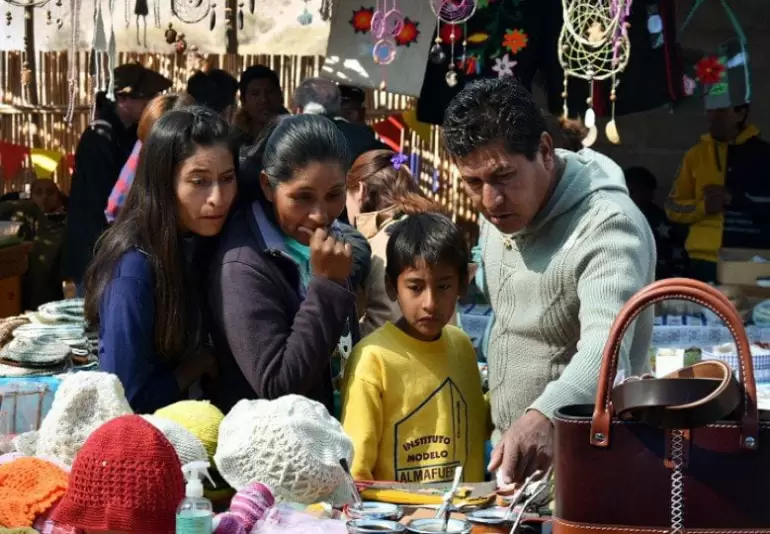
[492,54,517,78]
[656,222,671,239]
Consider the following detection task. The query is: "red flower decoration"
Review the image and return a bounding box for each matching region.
[395,18,420,47]
[439,23,463,43]
[350,7,374,33]
[695,56,725,85]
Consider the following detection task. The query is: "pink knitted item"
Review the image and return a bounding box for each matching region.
[230,482,274,530]
[213,512,246,534]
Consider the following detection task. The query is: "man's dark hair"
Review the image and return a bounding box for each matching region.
[385,212,469,286]
[443,77,548,160]
[292,77,342,117]
[187,69,238,113]
[239,64,281,98]
[624,166,658,192]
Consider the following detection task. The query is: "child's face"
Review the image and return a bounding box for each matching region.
[390,258,461,342]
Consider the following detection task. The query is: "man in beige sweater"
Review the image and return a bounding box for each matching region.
[443,77,655,485]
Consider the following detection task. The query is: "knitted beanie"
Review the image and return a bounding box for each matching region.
[155,400,223,461]
[229,482,274,528]
[141,415,208,466]
[0,528,38,534]
[0,457,68,528]
[50,415,184,533]
[214,395,354,504]
[35,371,132,465]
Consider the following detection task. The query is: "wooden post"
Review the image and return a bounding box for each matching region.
[23,4,41,151]
[225,0,238,70]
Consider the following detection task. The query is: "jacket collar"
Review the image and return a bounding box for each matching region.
[353,205,400,239]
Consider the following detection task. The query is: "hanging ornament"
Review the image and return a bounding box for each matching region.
[56,18,62,28]
[238,2,244,29]
[297,7,312,25]
[5,11,12,25]
[175,33,187,53]
[445,68,458,87]
[45,9,51,23]
[250,0,255,14]
[55,0,61,6]
[165,23,177,44]
[210,2,217,30]
[558,0,632,144]
[429,37,446,64]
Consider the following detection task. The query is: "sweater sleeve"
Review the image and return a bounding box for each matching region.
[341,347,383,481]
[99,275,180,413]
[529,212,655,419]
[210,259,356,400]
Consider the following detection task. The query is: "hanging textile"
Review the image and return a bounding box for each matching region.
[0,143,30,182]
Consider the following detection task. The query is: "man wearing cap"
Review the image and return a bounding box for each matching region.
[339,85,367,125]
[666,44,769,283]
[62,63,171,294]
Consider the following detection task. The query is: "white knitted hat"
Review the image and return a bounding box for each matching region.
[214,395,354,504]
[34,371,133,465]
[141,414,208,466]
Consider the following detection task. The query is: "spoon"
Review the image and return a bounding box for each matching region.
[339,458,363,508]
[434,466,464,530]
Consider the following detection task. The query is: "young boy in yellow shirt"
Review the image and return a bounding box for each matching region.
[342,213,487,483]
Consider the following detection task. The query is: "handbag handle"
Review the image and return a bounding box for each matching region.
[590,278,759,450]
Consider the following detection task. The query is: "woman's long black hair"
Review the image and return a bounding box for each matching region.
[237,113,351,206]
[84,106,236,361]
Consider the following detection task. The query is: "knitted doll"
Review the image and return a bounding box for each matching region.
[50,415,184,533]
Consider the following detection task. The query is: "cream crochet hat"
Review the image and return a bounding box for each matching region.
[141,415,208,466]
[214,395,354,504]
[32,371,132,465]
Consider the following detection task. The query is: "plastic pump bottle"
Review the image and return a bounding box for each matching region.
[176,460,215,534]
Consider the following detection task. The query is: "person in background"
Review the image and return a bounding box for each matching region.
[63,63,171,296]
[666,104,769,283]
[292,78,388,224]
[625,166,688,280]
[342,213,487,483]
[31,178,65,215]
[346,149,442,336]
[209,114,365,415]
[105,92,194,224]
[443,77,654,485]
[187,68,239,120]
[84,107,237,413]
[339,85,367,125]
[234,64,288,147]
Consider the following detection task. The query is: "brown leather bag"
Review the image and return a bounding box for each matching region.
[552,278,770,533]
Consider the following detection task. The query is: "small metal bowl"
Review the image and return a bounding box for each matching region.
[347,518,407,533]
[347,502,404,521]
[405,518,473,533]
[466,508,514,525]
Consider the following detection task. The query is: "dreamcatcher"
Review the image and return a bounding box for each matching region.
[428,0,476,87]
[557,0,632,146]
[172,0,215,25]
[369,0,404,90]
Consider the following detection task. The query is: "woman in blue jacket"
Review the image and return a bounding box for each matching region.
[83,107,238,413]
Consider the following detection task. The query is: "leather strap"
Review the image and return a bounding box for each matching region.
[553,517,770,534]
[612,360,741,429]
[591,278,759,450]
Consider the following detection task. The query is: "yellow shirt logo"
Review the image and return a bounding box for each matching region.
[394,378,469,483]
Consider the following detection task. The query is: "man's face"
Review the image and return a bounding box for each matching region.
[117,95,150,125]
[341,99,365,124]
[707,107,744,141]
[242,79,283,124]
[454,136,556,234]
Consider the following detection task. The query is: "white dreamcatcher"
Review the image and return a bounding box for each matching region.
[558,0,632,146]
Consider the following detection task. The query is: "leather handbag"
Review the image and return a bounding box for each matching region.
[552,278,770,533]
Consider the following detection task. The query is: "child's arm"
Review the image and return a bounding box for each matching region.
[341,349,384,481]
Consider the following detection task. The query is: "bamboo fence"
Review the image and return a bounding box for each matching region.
[0,51,478,230]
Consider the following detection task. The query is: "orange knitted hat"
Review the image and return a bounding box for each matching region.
[0,457,68,528]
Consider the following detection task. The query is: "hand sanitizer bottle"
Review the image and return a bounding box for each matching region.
[176,461,215,534]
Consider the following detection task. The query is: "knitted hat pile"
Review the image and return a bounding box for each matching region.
[155,400,224,461]
[0,457,68,528]
[50,415,184,534]
[141,415,208,466]
[214,395,354,504]
[33,371,132,465]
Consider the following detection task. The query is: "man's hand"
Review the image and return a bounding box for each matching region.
[704,185,730,216]
[488,410,554,486]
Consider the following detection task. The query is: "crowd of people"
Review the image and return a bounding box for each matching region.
[17,56,763,527]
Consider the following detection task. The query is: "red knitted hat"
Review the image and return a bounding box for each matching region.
[50,415,184,534]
